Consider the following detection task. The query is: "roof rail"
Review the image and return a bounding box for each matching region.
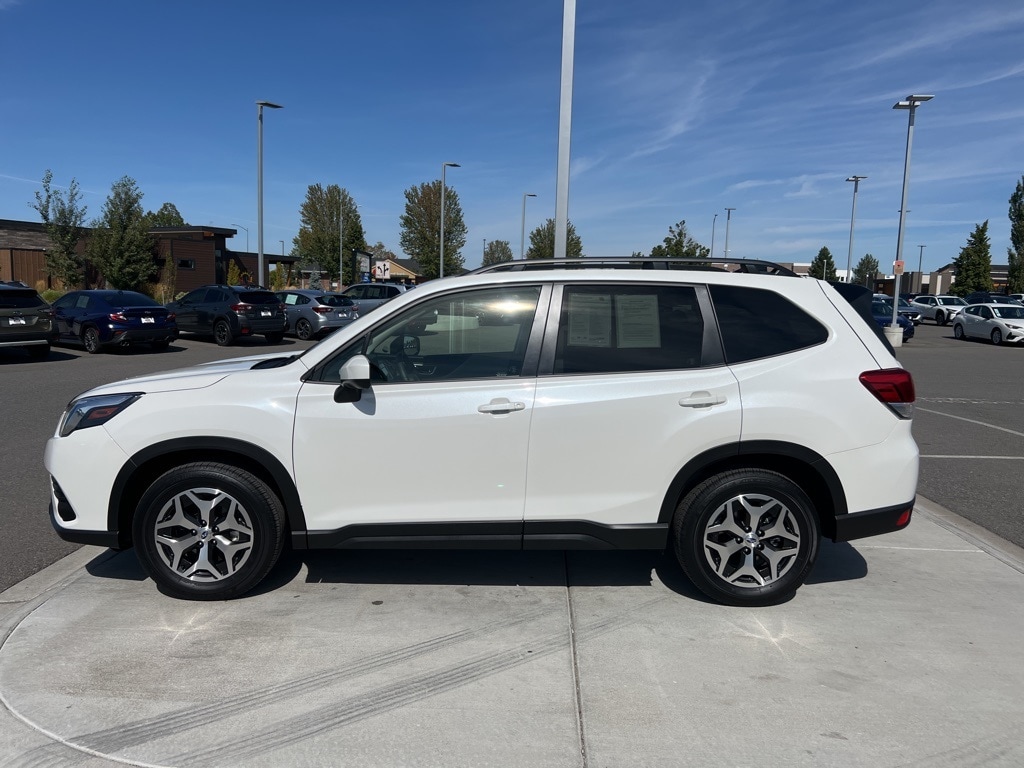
[470,257,799,278]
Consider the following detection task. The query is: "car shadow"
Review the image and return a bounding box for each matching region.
[84,538,868,601]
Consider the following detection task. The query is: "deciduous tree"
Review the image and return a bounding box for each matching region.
[649,220,709,259]
[526,219,583,259]
[1008,177,1024,293]
[950,221,993,296]
[87,176,155,291]
[293,184,365,286]
[28,169,88,289]
[808,246,837,281]
[143,202,187,228]
[399,180,467,279]
[482,239,513,266]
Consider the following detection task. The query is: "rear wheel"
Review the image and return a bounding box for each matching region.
[992,328,1003,345]
[82,326,101,354]
[213,320,233,346]
[953,323,966,340]
[295,318,313,340]
[132,462,285,600]
[672,469,820,606]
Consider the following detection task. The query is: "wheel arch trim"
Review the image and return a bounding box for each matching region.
[109,437,306,549]
[657,440,847,538]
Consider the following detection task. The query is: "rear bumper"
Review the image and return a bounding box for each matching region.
[107,328,178,344]
[832,499,914,542]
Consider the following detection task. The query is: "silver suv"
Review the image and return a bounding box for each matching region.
[46,259,918,606]
[340,282,412,314]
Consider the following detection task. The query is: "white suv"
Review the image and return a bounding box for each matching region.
[45,259,918,607]
[910,294,968,325]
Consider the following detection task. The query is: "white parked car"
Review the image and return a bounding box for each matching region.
[954,303,1024,345]
[45,259,919,607]
[910,294,968,325]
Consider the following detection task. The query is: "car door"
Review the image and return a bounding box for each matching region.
[292,284,547,537]
[51,294,80,342]
[524,282,742,534]
[173,288,206,332]
[960,306,982,338]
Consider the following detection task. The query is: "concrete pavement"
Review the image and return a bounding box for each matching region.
[1,497,1023,767]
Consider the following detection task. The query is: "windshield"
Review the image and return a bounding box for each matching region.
[993,307,1024,319]
[939,297,967,306]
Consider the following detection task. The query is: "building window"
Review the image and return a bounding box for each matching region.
[177,259,195,270]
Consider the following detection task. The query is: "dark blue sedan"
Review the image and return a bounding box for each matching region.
[871,299,914,342]
[51,290,178,353]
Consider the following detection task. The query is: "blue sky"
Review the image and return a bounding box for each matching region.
[2,0,1023,274]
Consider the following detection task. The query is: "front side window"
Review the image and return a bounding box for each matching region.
[709,285,828,364]
[319,286,542,383]
[553,284,704,374]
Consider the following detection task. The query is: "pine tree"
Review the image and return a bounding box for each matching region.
[482,240,513,266]
[853,254,880,288]
[526,219,583,259]
[808,246,837,281]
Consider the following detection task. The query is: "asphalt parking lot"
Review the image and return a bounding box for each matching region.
[1,318,1023,767]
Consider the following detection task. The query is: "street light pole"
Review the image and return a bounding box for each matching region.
[256,100,283,289]
[232,224,249,254]
[845,176,867,283]
[710,213,718,260]
[439,162,460,279]
[723,208,736,260]
[917,244,926,291]
[521,193,537,258]
[891,94,933,328]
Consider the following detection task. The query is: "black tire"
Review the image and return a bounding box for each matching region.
[132,462,285,600]
[671,469,820,607]
[264,331,285,344]
[82,326,102,354]
[295,318,313,341]
[935,311,946,326]
[953,323,966,340]
[26,343,50,359]
[213,319,233,346]
[151,340,170,352]
[992,328,1003,346]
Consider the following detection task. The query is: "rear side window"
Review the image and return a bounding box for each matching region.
[709,285,827,363]
[553,284,704,374]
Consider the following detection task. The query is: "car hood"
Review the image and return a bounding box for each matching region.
[79,352,307,397]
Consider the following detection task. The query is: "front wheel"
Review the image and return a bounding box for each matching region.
[132,462,285,600]
[935,311,946,325]
[672,469,820,607]
[992,328,1003,345]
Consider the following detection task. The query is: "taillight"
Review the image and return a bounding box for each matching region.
[859,368,915,419]
[166,312,176,321]
[230,303,251,312]
[108,312,126,322]
[312,306,332,314]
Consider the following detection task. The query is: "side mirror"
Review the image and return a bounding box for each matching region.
[333,355,371,403]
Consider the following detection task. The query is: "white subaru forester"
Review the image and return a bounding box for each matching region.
[46,259,918,606]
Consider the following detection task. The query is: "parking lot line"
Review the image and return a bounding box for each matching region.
[916,407,1024,438]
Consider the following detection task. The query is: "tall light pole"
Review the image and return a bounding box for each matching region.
[554,0,576,259]
[723,208,736,260]
[845,176,867,283]
[710,213,718,260]
[256,100,283,289]
[521,193,537,258]
[232,224,249,254]
[891,94,933,328]
[439,162,460,279]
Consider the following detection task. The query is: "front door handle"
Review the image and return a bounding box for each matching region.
[478,398,526,415]
[679,391,727,409]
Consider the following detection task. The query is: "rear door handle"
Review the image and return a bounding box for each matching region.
[478,399,526,414]
[679,391,727,408]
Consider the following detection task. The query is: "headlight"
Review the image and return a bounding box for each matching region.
[59,393,143,437]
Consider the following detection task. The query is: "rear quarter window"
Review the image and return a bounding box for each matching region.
[709,284,828,363]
